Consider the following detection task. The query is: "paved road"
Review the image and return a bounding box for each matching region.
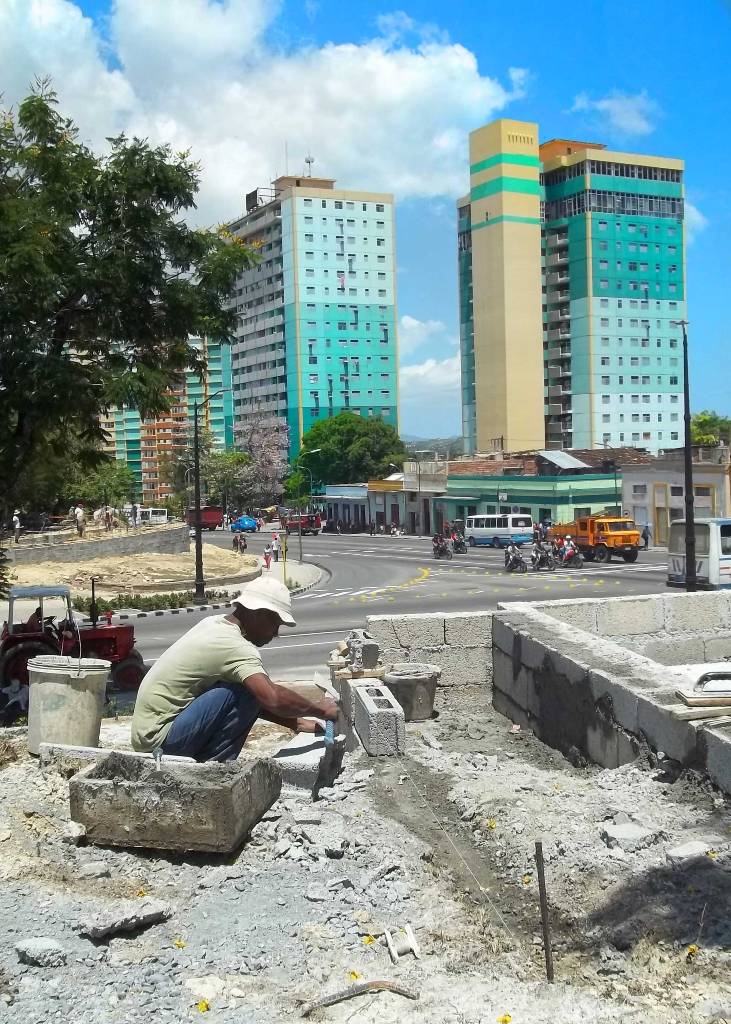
[130,531,670,683]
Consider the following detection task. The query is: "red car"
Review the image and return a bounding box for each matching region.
[186,505,224,531]
[283,513,322,536]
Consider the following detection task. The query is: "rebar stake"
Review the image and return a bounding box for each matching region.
[534,841,554,982]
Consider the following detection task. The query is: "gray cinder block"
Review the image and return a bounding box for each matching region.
[353,684,405,756]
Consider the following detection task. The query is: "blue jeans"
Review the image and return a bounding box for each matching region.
[161,681,261,762]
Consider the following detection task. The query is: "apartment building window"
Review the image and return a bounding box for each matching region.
[306,287,315,295]
[601,395,610,404]
[631,413,640,423]
[671,394,679,403]
[602,414,610,423]
[671,413,679,422]
[671,485,683,496]
[631,394,639,404]
[669,375,679,385]
[346,201,354,210]
[376,238,385,247]
[600,317,609,327]
[305,233,314,242]
[598,220,607,231]
[601,337,610,346]
[643,413,651,422]
[304,216,313,224]
[601,375,610,385]
[600,298,609,308]
[334,201,342,209]
[376,204,385,212]
[599,279,609,290]
[601,357,610,366]
[632,433,640,442]
[378,289,387,297]
[641,375,650,384]
[303,198,312,206]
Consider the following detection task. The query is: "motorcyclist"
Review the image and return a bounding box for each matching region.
[531,537,545,569]
[432,532,443,556]
[505,540,521,570]
[562,534,576,564]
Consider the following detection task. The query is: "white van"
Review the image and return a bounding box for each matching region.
[138,507,169,526]
[465,513,533,548]
[667,517,731,589]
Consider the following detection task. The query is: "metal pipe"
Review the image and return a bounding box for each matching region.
[673,319,696,592]
[534,840,555,982]
[193,399,205,601]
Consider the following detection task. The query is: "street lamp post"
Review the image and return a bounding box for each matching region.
[296,448,321,561]
[193,388,230,602]
[413,450,430,536]
[672,319,696,592]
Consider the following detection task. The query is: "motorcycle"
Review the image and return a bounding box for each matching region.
[504,546,527,573]
[531,548,556,571]
[432,540,453,560]
[553,543,584,568]
[452,535,467,554]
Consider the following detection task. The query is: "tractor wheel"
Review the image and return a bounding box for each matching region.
[594,545,610,563]
[623,550,639,563]
[0,641,56,686]
[111,657,146,692]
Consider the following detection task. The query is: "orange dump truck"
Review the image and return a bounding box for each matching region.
[548,515,641,563]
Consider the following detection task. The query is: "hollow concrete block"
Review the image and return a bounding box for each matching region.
[636,691,699,765]
[69,752,281,853]
[664,592,731,633]
[703,635,731,662]
[410,645,490,687]
[39,743,194,779]
[701,723,731,796]
[596,596,666,637]
[443,611,492,648]
[643,636,706,667]
[539,599,599,634]
[353,684,405,756]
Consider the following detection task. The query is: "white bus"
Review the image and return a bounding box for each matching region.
[667,517,731,590]
[138,507,169,526]
[464,513,533,548]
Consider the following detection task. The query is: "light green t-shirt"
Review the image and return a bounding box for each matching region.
[131,615,263,751]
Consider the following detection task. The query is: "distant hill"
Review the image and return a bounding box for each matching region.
[404,436,464,459]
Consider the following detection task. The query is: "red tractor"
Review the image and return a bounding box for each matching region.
[0,585,145,691]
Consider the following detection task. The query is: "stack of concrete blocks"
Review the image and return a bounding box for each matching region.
[491,592,731,796]
[328,628,406,758]
[366,611,493,689]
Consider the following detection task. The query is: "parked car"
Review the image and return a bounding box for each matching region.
[230,515,258,533]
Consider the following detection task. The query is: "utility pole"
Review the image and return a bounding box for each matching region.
[672,319,696,592]
[192,388,230,602]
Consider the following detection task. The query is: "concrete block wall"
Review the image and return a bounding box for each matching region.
[7,524,190,565]
[492,595,731,797]
[536,592,731,666]
[366,611,492,688]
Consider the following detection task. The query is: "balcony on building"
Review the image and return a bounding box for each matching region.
[547,250,569,267]
[546,232,568,248]
[546,327,570,343]
[546,271,569,286]
[548,307,570,323]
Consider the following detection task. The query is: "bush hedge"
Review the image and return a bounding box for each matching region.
[73,590,232,613]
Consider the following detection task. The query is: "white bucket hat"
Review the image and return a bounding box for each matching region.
[232,576,296,626]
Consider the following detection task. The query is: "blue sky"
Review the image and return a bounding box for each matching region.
[4,0,730,437]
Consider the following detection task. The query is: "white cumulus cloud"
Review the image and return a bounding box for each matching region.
[398,315,457,357]
[399,353,462,435]
[685,201,708,244]
[0,0,529,225]
[571,89,661,138]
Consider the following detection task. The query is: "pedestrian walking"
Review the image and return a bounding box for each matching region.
[232,531,239,553]
[131,502,139,528]
[12,510,21,543]
[641,523,651,550]
[74,504,86,538]
[263,543,272,571]
[272,533,280,562]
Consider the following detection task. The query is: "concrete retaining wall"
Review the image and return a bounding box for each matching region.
[491,591,731,796]
[7,524,189,564]
[366,611,492,687]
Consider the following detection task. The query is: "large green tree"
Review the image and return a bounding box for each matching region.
[0,80,256,522]
[64,461,137,509]
[691,410,731,446]
[299,412,406,485]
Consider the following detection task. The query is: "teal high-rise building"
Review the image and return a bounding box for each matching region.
[458,121,686,455]
[227,175,399,459]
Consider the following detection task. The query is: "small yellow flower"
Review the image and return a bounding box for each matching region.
[706,850,718,860]
[497,1015,513,1023]
[349,971,362,981]
[686,943,699,962]
[173,938,187,949]
[136,888,147,897]
[486,819,497,830]
[522,874,533,886]
[197,999,210,1012]
[363,935,375,945]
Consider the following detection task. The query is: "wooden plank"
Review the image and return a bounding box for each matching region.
[669,703,731,722]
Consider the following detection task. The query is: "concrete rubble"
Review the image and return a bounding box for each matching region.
[5,597,731,1023]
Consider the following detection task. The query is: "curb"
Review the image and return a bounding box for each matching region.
[80,562,330,623]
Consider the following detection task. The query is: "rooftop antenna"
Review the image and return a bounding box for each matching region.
[284,141,289,175]
[305,154,315,177]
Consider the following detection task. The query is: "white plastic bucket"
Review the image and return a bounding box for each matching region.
[27,656,111,755]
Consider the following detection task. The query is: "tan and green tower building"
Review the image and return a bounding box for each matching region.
[459,119,686,454]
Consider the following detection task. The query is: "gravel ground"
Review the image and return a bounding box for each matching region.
[0,687,730,1023]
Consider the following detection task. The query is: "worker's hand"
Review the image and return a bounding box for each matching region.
[316,697,340,722]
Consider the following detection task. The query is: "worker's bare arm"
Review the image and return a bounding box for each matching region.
[259,710,325,734]
[243,672,338,721]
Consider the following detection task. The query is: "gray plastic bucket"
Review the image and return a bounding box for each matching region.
[27,656,111,755]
